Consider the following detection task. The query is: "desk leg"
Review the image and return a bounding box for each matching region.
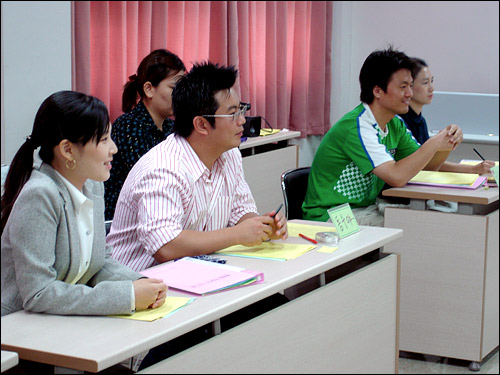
[211,319,221,335]
[319,272,326,286]
[410,199,425,210]
[457,203,473,215]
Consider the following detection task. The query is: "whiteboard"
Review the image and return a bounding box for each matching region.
[423,91,499,136]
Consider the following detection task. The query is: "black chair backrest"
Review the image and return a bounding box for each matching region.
[280,167,311,220]
[105,220,112,235]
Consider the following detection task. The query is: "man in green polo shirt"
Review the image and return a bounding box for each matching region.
[303,47,463,224]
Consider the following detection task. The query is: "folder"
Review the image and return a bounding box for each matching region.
[407,170,487,189]
[140,257,264,296]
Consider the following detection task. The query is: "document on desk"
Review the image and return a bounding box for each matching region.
[111,296,195,322]
[407,170,487,189]
[286,222,337,238]
[140,257,264,296]
[287,223,339,254]
[260,128,281,136]
[216,242,316,261]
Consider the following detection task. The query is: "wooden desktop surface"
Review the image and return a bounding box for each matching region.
[1,221,402,373]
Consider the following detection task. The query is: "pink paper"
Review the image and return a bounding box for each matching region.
[140,257,264,295]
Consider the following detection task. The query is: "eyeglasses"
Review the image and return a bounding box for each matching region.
[202,103,250,122]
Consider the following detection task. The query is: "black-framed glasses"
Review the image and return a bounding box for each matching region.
[201,102,250,122]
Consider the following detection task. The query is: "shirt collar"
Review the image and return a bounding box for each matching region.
[362,103,389,138]
[135,101,174,134]
[176,135,228,180]
[54,170,90,213]
[407,106,424,121]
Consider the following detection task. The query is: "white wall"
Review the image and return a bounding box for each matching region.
[296,0,499,168]
[1,1,72,165]
[340,0,499,119]
[1,1,498,166]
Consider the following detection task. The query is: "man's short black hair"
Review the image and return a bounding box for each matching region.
[172,61,238,137]
[359,46,413,104]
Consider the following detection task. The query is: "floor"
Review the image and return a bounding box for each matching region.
[398,349,499,374]
[5,349,499,374]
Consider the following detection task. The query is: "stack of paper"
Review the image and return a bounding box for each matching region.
[140,257,263,296]
[260,128,281,136]
[112,296,195,321]
[216,242,316,261]
[408,170,487,189]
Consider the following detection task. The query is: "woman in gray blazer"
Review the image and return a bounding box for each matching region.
[1,90,167,317]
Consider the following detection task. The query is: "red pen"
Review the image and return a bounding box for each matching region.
[299,233,318,244]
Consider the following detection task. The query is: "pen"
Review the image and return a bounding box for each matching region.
[271,203,284,219]
[473,148,486,161]
[299,233,318,244]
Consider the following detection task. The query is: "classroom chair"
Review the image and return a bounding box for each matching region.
[105,220,112,235]
[280,167,310,220]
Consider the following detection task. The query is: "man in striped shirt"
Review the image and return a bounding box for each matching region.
[108,62,288,272]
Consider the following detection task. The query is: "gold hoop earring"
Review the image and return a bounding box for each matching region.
[65,159,76,170]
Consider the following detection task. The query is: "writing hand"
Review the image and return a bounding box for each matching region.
[474,160,496,175]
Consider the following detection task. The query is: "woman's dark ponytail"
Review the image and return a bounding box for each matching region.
[1,91,109,234]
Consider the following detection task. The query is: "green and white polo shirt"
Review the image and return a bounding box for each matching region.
[303,103,419,221]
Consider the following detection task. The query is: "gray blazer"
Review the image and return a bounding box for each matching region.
[1,163,143,316]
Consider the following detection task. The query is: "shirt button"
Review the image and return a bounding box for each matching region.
[86,230,91,235]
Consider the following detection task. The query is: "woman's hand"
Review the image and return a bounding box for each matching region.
[133,278,168,310]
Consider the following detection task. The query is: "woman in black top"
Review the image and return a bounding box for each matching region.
[401,57,494,174]
[104,49,185,220]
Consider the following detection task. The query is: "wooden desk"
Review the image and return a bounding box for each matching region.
[382,185,499,370]
[240,131,301,214]
[1,221,402,373]
[1,350,19,373]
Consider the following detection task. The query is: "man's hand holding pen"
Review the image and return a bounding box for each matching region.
[266,203,288,240]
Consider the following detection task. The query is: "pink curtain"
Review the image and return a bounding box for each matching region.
[72,1,332,136]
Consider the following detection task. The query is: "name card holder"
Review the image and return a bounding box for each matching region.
[327,203,360,239]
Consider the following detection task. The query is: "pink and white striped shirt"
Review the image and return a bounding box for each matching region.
[108,134,258,271]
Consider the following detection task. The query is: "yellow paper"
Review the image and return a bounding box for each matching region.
[287,222,337,238]
[316,245,338,254]
[260,128,281,136]
[216,242,315,261]
[288,223,338,252]
[460,160,499,166]
[410,170,479,185]
[111,296,194,322]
